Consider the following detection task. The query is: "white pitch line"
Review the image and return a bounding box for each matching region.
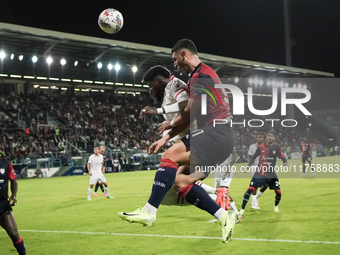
[14,230,340,245]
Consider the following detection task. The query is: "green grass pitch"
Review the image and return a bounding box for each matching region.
[1,157,339,254]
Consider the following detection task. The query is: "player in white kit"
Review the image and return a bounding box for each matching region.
[87,147,113,200]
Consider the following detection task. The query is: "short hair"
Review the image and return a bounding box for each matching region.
[256,133,265,137]
[171,39,198,55]
[142,65,171,83]
[267,131,276,137]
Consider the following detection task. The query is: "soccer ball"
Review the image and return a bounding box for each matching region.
[98,8,124,34]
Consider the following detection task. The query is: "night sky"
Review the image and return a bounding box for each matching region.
[0,0,339,77]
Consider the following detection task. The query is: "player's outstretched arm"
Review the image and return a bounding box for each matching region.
[9,178,18,206]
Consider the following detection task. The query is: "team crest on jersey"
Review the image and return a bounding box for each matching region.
[0,168,5,174]
[273,150,276,154]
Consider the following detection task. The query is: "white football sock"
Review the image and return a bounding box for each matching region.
[143,202,158,216]
[230,201,239,215]
[214,208,227,220]
[195,181,216,194]
[256,191,263,199]
[209,193,217,201]
[88,187,92,197]
[251,195,257,205]
[105,187,110,196]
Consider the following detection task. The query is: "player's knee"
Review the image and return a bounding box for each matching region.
[247,187,255,194]
[275,189,281,195]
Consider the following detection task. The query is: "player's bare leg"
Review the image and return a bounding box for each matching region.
[0,212,26,254]
[254,184,268,209]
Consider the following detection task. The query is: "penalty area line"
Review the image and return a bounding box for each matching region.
[14,229,340,245]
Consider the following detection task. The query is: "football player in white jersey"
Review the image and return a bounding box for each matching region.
[87,147,113,200]
[245,133,267,209]
[139,65,189,143]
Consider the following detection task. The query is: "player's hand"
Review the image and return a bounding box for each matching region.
[148,137,169,154]
[89,171,92,176]
[283,163,288,167]
[139,106,158,119]
[9,195,17,206]
[158,120,172,134]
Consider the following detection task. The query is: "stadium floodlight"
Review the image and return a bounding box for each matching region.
[115,63,121,71]
[280,82,284,88]
[298,83,302,88]
[46,56,53,64]
[10,54,14,60]
[132,66,138,73]
[32,56,38,63]
[266,80,271,86]
[309,123,312,126]
[249,78,253,85]
[60,58,66,66]
[97,62,102,69]
[234,77,239,83]
[293,84,297,88]
[259,79,263,86]
[74,61,78,66]
[107,63,113,70]
[285,83,289,88]
[0,51,6,59]
[254,78,259,86]
[303,84,307,89]
[18,55,24,61]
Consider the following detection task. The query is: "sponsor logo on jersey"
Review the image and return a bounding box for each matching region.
[0,180,4,183]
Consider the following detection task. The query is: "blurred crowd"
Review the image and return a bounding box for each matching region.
[0,91,338,163]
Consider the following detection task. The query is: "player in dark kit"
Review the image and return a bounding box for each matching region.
[119,39,237,243]
[0,150,26,255]
[301,136,315,176]
[240,132,287,216]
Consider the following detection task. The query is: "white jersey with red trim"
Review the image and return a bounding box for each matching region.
[161,76,190,142]
[161,76,188,121]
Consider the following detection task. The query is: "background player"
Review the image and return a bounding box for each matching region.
[119,39,236,243]
[300,136,315,176]
[93,145,107,196]
[87,147,113,200]
[247,133,267,209]
[0,150,26,255]
[240,131,287,217]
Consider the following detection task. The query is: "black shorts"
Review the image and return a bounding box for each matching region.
[302,156,312,164]
[182,123,235,178]
[0,201,12,216]
[249,177,281,190]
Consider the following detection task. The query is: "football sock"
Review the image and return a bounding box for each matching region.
[209,193,217,201]
[143,202,158,215]
[242,188,253,210]
[275,190,281,206]
[13,236,26,255]
[303,165,306,174]
[100,183,105,192]
[183,184,222,217]
[256,191,263,199]
[195,181,216,194]
[230,201,239,215]
[87,187,92,197]
[251,194,257,205]
[146,159,177,211]
[105,187,110,196]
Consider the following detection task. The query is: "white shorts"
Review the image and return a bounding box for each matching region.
[89,173,107,185]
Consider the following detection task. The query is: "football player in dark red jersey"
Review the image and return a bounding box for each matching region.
[0,150,26,255]
[119,39,236,244]
[300,136,315,176]
[240,131,287,217]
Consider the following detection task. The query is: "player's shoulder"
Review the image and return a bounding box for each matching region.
[168,76,187,92]
[258,143,265,149]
